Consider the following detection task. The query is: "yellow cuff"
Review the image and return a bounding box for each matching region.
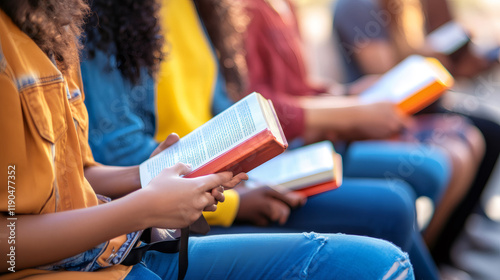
[203,189,240,227]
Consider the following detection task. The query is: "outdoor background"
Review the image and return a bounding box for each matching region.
[293,0,500,278]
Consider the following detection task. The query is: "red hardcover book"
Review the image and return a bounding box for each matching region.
[139,92,288,186]
[247,141,343,197]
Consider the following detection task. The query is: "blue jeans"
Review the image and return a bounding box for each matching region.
[343,141,450,204]
[208,178,438,280]
[125,232,414,279]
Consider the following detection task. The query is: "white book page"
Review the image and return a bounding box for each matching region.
[247,141,334,189]
[426,21,469,55]
[139,93,268,187]
[360,55,436,104]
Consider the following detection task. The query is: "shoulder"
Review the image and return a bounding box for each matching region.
[334,0,378,23]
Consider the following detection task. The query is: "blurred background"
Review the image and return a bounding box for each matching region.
[292,0,500,279]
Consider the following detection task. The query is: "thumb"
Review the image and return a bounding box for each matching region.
[150,133,180,158]
[172,162,192,177]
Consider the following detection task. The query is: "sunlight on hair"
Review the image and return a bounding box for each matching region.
[297,6,332,44]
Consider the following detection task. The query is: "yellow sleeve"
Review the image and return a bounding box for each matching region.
[203,189,240,227]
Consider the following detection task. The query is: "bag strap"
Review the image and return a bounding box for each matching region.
[121,216,210,280]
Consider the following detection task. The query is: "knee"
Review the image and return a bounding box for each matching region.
[318,234,415,280]
[463,125,486,164]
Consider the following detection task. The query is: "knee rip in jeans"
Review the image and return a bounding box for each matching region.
[298,232,329,279]
[382,258,412,280]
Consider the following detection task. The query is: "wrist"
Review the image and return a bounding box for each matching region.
[122,188,157,230]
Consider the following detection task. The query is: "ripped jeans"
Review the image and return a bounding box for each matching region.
[124,232,414,280]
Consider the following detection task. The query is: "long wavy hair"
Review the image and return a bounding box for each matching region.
[0,0,89,73]
[83,0,163,85]
[195,0,249,101]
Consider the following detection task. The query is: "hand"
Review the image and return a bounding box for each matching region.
[451,49,492,78]
[149,133,180,158]
[346,102,412,141]
[139,162,248,229]
[234,185,307,226]
[346,75,381,96]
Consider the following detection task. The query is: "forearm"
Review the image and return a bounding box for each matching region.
[85,165,141,198]
[0,193,149,272]
[301,96,361,137]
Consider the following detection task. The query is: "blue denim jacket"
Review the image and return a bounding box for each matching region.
[81,49,234,166]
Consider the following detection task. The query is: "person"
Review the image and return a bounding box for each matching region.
[246,0,483,249]
[0,0,416,279]
[333,0,500,264]
[81,0,441,279]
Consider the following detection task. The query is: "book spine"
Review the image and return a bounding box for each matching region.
[398,80,447,115]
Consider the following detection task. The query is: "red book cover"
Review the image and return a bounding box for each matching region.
[139,93,288,187]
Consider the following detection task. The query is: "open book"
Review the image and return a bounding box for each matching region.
[426,21,470,56]
[246,141,342,197]
[139,92,288,187]
[360,55,454,115]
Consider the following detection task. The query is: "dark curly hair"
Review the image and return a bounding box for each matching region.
[0,0,89,73]
[195,0,249,101]
[83,0,163,85]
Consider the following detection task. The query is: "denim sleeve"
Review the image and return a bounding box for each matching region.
[211,69,234,116]
[81,51,158,166]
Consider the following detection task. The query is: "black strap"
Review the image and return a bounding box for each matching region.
[121,238,181,266]
[121,216,210,280]
[178,227,190,280]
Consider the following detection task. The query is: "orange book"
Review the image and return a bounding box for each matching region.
[360,55,454,115]
[246,141,343,197]
[139,92,288,187]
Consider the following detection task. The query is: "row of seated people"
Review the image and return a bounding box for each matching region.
[2,0,498,279]
[333,0,500,275]
[0,0,414,279]
[81,0,499,279]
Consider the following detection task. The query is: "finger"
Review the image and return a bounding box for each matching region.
[278,206,291,225]
[203,204,218,212]
[283,192,307,208]
[265,199,290,224]
[211,186,225,203]
[150,133,180,158]
[171,162,192,176]
[197,172,234,192]
[267,187,304,209]
[221,172,249,189]
[254,214,271,227]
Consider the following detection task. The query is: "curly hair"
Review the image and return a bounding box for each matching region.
[83,0,163,85]
[0,0,89,73]
[195,0,249,101]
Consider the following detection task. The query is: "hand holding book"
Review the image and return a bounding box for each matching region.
[140,92,288,187]
[359,55,454,115]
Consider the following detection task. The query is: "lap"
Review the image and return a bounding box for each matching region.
[126,233,413,280]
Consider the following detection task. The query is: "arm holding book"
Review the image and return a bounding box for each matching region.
[301,97,410,142]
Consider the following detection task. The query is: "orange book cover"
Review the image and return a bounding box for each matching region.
[360,55,454,115]
[247,141,343,197]
[139,93,288,187]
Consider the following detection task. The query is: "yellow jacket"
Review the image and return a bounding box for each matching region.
[0,10,132,279]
